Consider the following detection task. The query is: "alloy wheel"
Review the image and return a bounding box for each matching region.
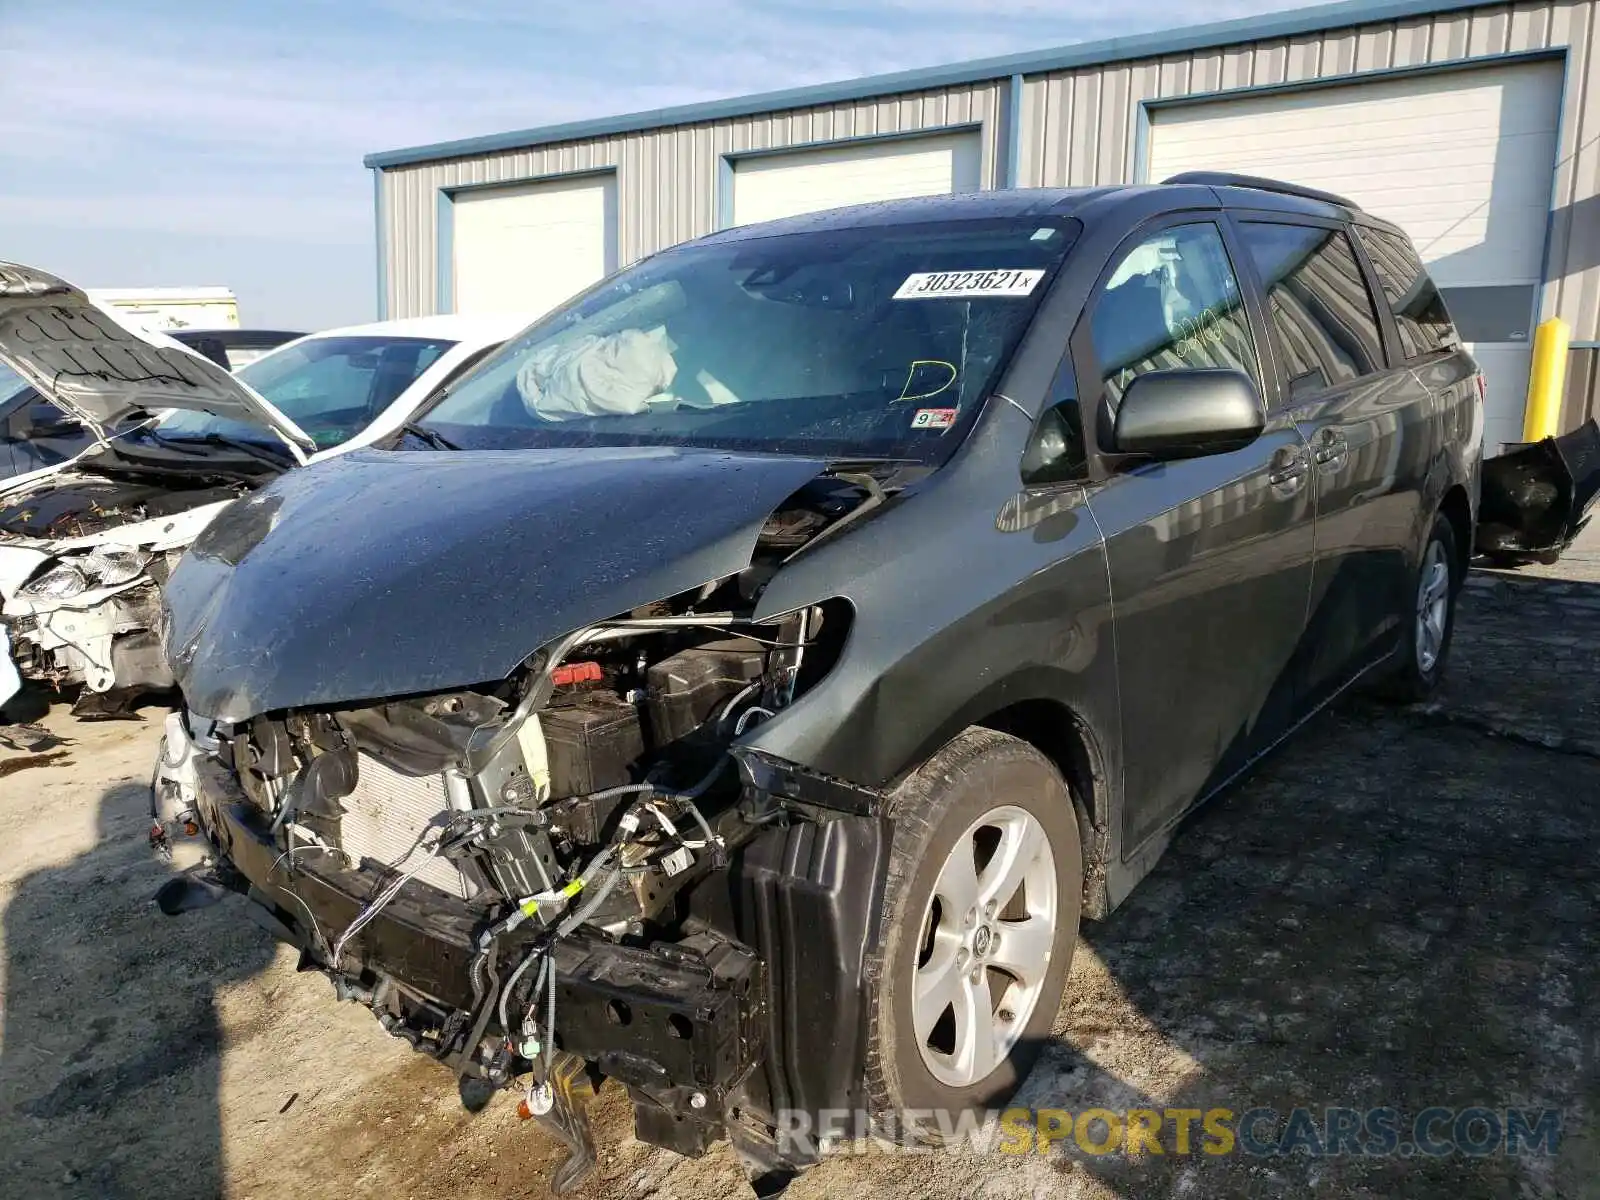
[1416,538,1452,673]
[912,805,1058,1088]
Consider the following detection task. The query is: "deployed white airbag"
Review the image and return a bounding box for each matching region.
[517,326,678,421]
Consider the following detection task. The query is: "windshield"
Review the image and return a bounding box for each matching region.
[419,217,1078,462]
[0,363,31,420]
[157,335,456,450]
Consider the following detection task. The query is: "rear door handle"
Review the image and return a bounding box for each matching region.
[1313,430,1349,467]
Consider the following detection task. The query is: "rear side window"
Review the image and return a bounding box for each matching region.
[1356,226,1460,359]
[1089,221,1259,409]
[1239,223,1385,402]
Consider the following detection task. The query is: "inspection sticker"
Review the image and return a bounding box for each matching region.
[894,268,1045,300]
[911,407,958,429]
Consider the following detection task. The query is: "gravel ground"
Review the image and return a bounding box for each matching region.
[0,525,1596,1200]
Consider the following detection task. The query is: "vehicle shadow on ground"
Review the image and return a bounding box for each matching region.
[0,778,277,1200]
[991,569,1600,1198]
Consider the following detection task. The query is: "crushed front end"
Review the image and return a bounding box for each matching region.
[6,554,173,702]
[0,473,252,713]
[158,590,889,1194]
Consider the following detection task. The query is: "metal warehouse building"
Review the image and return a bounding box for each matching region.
[366,0,1600,452]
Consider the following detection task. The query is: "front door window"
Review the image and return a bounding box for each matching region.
[1090,221,1260,414]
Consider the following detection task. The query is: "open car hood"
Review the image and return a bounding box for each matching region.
[0,262,314,460]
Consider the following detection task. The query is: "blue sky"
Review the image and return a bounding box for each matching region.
[4,0,1311,331]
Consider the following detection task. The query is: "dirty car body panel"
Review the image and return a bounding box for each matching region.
[156,184,1491,1191]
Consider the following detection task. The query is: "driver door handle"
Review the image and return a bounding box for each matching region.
[1268,445,1310,493]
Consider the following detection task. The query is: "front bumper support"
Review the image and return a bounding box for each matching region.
[186,758,767,1161]
[177,745,894,1192]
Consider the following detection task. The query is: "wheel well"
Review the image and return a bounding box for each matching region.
[975,699,1110,917]
[1439,484,1473,567]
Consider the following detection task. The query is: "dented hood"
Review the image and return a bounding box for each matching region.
[0,262,315,458]
[163,446,828,721]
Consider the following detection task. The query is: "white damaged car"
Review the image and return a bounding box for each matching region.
[0,262,529,716]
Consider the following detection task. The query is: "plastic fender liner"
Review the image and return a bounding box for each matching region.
[687,809,891,1137]
[1478,419,1600,557]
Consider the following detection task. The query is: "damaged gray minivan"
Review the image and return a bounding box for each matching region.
[157,176,1503,1194]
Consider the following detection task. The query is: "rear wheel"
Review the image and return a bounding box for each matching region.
[863,728,1082,1133]
[1383,511,1462,702]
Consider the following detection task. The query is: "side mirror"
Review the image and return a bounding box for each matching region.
[1111,369,1265,459]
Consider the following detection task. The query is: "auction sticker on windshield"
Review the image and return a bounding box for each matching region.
[894,269,1045,300]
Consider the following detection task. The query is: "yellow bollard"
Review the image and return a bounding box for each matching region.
[1521,317,1571,443]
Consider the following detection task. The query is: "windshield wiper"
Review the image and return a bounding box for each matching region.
[155,432,295,468]
[397,421,461,451]
[822,455,922,471]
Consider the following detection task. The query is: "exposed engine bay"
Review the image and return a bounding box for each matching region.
[210,591,844,937]
[0,472,251,541]
[7,574,171,697]
[156,471,888,1192]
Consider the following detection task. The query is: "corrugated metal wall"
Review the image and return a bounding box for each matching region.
[381,82,1004,317]
[1563,346,1600,430]
[379,2,1599,339]
[1017,1,1600,339]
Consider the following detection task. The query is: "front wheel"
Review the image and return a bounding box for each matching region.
[863,728,1082,1131]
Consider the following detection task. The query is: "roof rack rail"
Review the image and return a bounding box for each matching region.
[1161,171,1358,210]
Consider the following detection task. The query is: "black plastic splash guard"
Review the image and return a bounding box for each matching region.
[1478,419,1600,556]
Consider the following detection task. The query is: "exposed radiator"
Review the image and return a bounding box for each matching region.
[338,752,478,900]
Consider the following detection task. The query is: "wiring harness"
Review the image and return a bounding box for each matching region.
[324,753,732,1105]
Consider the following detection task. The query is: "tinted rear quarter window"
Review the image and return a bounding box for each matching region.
[1239,222,1386,402]
[1355,226,1460,359]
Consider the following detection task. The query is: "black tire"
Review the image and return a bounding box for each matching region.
[863,728,1082,1135]
[1382,511,1463,703]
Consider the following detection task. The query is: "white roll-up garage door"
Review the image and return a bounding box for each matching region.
[1148,61,1562,452]
[732,131,982,227]
[451,174,617,318]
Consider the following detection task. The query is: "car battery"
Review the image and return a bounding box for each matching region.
[541,691,646,797]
